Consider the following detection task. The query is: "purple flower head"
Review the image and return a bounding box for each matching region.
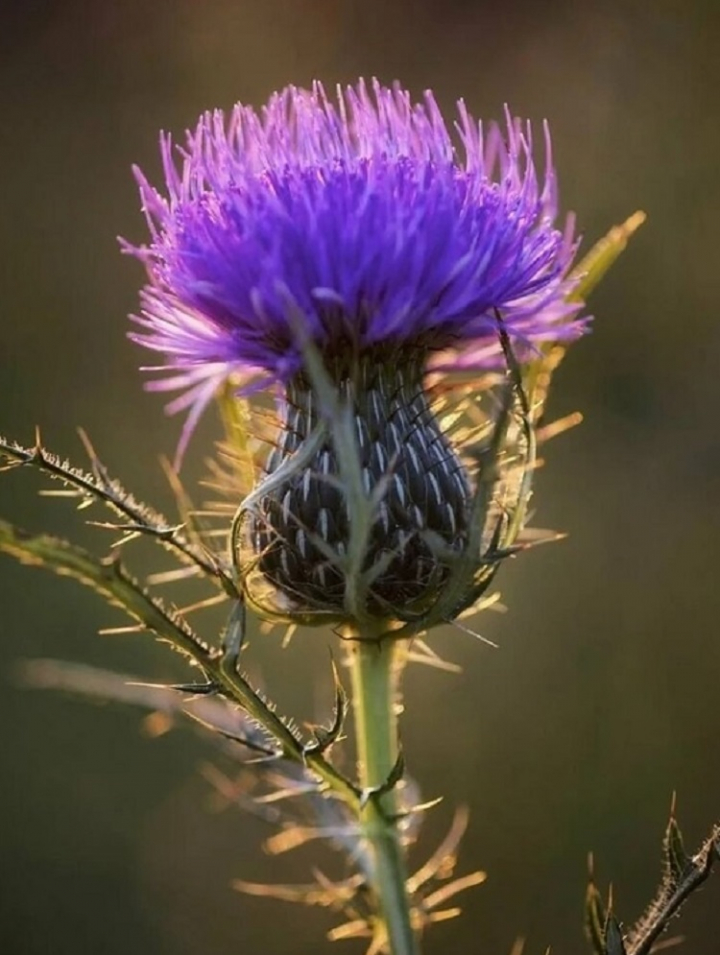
[125,79,585,459]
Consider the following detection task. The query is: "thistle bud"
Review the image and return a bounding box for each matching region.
[251,352,470,614]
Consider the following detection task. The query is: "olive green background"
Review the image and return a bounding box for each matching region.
[1,1,719,953]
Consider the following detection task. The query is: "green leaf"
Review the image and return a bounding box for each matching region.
[524,210,646,427]
[0,518,212,663]
[570,211,646,303]
[215,379,257,500]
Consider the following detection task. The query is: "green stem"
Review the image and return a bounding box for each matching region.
[349,636,419,955]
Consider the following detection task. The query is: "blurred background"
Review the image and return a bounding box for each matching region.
[1,1,719,952]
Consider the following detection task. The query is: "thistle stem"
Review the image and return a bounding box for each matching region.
[348,636,418,955]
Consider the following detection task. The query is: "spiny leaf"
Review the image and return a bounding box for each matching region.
[215,379,258,500]
[0,521,361,810]
[525,211,646,423]
[0,518,213,663]
[306,656,348,754]
[0,434,234,592]
[604,915,627,955]
[233,872,363,907]
[569,211,647,304]
[585,856,608,955]
[622,819,719,955]
[663,803,691,887]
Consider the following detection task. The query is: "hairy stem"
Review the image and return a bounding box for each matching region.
[349,636,418,955]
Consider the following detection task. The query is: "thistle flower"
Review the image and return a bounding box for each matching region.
[125,79,586,621]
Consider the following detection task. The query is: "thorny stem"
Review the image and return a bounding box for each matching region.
[0,519,360,811]
[348,634,418,955]
[216,601,360,808]
[0,513,415,950]
[0,435,231,588]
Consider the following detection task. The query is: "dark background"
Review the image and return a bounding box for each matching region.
[1,1,719,953]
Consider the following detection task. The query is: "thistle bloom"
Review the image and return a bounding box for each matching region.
[126,80,586,618]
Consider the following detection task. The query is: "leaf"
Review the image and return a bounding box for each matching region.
[662,802,691,887]
[585,855,608,955]
[605,915,627,955]
[570,211,647,303]
[0,433,233,591]
[215,379,257,500]
[621,819,719,955]
[525,211,647,424]
[307,656,348,754]
[0,518,361,809]
[0,518,213,663]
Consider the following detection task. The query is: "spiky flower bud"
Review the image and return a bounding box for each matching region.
[251,350,470,614]
[125,80,586,622]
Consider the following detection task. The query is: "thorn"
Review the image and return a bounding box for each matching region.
[421,870,486,911]
[175,592,228,615]
[241,750,287,766]
[390,796,444,823]
[113,531,143,548]
[407,804,465,896]
[146,566,202,586]
[483,543,524,561]
[98,624,146,636]
[182,709,277,757]
[305,658,348,755]
[360,750,406,807]
[77,427,112,488]
[168,681,219,695]
[405,639,462,673]
[445,616,499,649]
[281,623,298,648]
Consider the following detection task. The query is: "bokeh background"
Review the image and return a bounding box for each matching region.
[1,1,719,953]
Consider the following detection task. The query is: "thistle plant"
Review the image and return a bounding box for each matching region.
[1,80,716,955]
